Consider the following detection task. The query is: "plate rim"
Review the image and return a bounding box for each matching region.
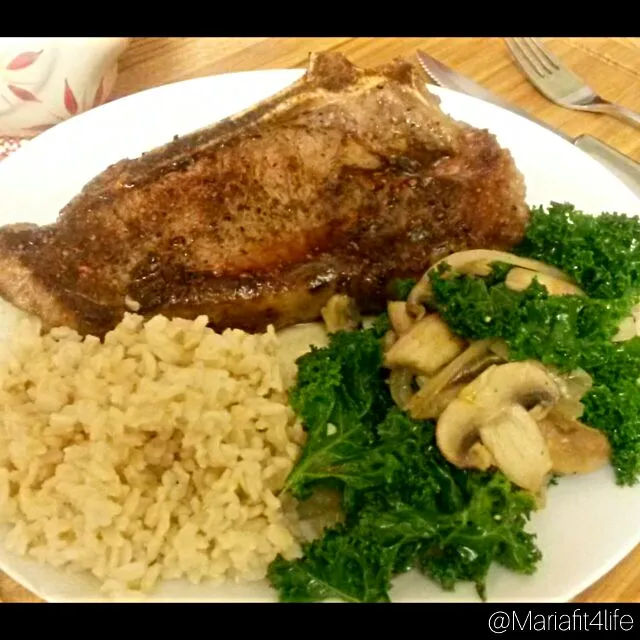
[0,66,638,604]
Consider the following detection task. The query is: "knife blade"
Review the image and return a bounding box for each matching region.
[416,49,640,199]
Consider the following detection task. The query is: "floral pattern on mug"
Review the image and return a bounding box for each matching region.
[0,38,129,138]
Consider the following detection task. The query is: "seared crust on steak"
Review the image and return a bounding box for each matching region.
[0,53,529,336]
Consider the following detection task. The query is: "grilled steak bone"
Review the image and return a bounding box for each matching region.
[0,53,529,336]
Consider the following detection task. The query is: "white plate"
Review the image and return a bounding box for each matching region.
[0,69,639,604]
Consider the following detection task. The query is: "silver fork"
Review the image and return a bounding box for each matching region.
[505,37,640,130]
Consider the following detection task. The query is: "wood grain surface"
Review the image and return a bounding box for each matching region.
[1,36,639,604]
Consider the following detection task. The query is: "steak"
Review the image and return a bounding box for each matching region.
[0,52,529,337]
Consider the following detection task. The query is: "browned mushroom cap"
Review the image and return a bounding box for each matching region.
[458,361,561,420]
[538,411,611,475]
[437,400,553,493]
[435,361,562,493]
[407,250,576,307]
[545,367,593,421]
[384,314,466,375]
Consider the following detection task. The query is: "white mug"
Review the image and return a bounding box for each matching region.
[0,37,130,138]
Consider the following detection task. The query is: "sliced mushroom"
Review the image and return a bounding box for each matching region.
[478,405,552,494]
[459,361,561,421]
[388,367,415,411]
[406,339,500,419]
[489,340,511,361]
[387,301,415,335]
[382,330,397,351]
[552,397,585,421]
[384,313,466,375]
[558,368,593,401]
[613,315,637,342]
[321,294,361,333]
[406,302,427,321]
[437,397,552,493]
[436,361,562,493]
[505,267,584,296]
[613,303,640,342]
[538,411,611,475]
[435,397,494,470]
[468,441,495,471]
[545,367,593,421]
[407,250,576,307]
[449,352,505,387]
[416,374,431,388]
[415,382,465,420]
[462,260,494,278]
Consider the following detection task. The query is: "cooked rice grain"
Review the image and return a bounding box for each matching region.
[0,312,310,597]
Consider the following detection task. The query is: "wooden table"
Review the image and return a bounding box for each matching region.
[1,37,639,604]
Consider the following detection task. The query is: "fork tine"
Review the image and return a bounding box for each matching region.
[505,37,640,125]
[505,38,545,78]
[520,37,556,74]
[527,38,565,71]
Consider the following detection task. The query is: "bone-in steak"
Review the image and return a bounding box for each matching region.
[0,52,529,336]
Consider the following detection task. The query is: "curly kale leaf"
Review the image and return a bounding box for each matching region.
[390,277,417,301]
[429,264,631,373]
[282,328,392,498]
[428,204,640,484]
[270,408,540,602]
[515,202,640,299]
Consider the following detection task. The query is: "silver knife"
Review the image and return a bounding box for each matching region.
[416,50,640,199]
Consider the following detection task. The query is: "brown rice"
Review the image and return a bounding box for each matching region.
[0,311,317,598]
